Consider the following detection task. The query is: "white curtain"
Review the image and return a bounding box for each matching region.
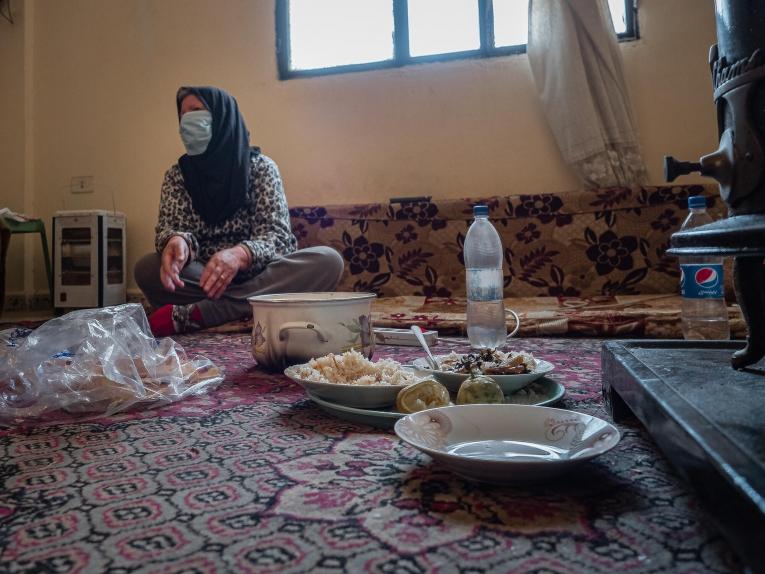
[527,0,649,188]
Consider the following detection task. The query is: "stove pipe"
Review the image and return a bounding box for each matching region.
[665,0,765,369]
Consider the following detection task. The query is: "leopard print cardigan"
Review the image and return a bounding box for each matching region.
[154,154,297,280]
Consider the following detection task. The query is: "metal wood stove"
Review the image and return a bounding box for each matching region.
[602,2,765,570]
[665,1,765,369]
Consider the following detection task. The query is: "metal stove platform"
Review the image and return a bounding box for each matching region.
[602,340,765,571]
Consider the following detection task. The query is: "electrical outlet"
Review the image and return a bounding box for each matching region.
[70,176,94,193]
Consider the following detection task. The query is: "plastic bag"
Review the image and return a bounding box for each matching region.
[0,304,223,426]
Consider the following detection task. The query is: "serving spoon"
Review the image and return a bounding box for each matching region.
[411,325,440,370]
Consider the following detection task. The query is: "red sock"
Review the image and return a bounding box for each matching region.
[149,305,175,337]
[149,304,204,337]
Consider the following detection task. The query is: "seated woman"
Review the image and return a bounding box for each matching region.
[135,86,344,336]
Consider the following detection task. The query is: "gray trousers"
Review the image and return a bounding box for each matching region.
[134,246,345,327]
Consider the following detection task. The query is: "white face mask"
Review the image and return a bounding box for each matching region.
[179,110,213,155]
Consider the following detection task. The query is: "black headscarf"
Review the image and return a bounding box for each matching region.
[176,86,260,226]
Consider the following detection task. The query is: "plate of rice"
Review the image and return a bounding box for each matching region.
[284,349,420,408]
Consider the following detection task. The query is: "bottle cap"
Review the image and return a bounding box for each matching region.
[473,205,489,216]
[688,196,707,208]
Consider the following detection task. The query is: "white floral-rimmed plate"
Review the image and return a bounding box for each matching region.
[411,357,554,394]
[283,365,418,408]
[305,378,565,429]
[394,404,620,484]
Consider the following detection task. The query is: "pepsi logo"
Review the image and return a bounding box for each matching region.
[694,267,719,288]
[680,268,685,288]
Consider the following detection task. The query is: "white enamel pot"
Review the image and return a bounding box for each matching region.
[248,292,376,371]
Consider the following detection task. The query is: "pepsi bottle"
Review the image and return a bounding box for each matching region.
[679,196,730,340]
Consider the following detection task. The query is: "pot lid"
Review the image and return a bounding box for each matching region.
[248,292,377,305]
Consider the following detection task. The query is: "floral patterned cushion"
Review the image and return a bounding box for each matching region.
[148,184,738,340]
[289,184,724,299]
[197,294,746,340]
[372,295,745,339]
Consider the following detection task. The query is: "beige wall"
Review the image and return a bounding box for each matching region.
[0,0,28,293]
[1,0,717,295]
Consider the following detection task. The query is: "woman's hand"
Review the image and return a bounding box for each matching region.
[200,246,251,299]
[160,236,190,291]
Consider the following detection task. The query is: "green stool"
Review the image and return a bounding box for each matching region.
[0,215,54,315]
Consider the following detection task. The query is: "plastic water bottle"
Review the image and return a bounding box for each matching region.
[679,196,730,340]
[464,205,507,349]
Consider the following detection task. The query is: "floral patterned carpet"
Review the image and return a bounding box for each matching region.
[0,335,741,573]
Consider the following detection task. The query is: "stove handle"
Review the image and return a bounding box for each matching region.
[664,156,702,182]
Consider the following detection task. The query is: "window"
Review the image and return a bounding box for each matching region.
[276,0,636,79]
